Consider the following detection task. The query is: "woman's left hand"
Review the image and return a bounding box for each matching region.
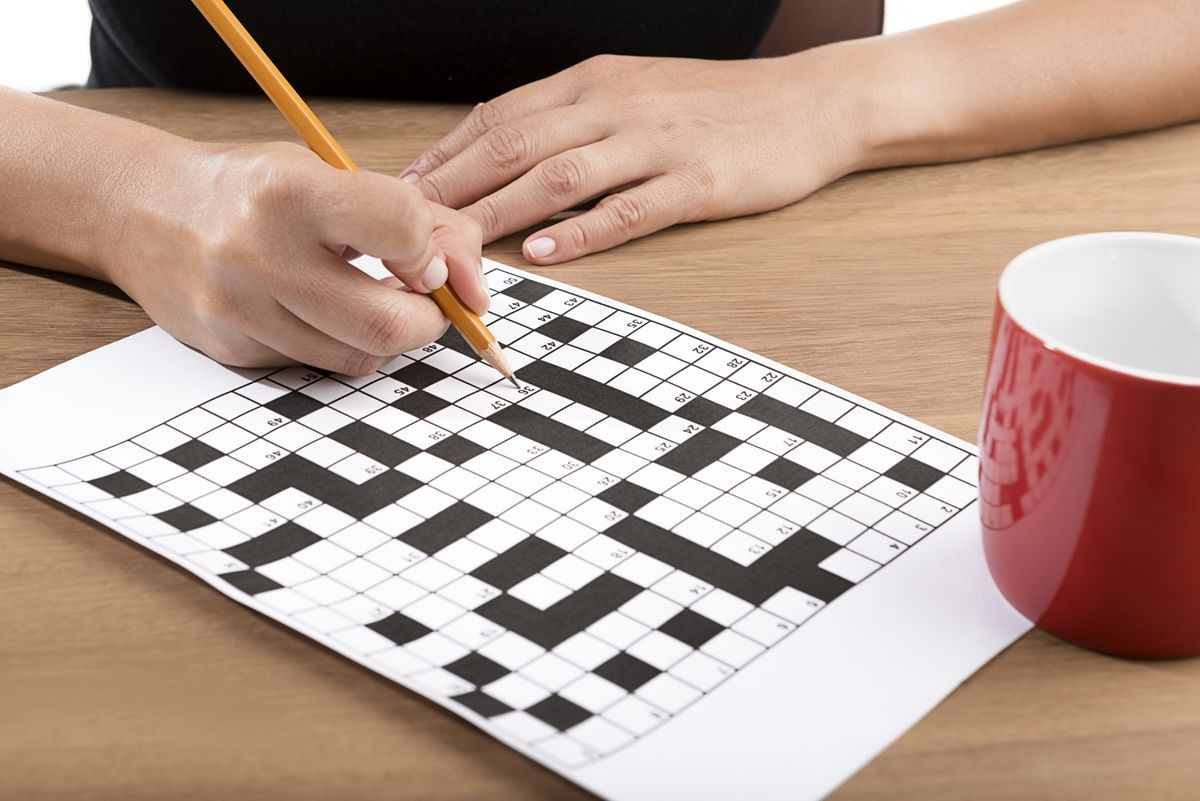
[401,51,869,265]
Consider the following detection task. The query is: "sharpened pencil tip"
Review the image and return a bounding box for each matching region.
[508,375,522,390]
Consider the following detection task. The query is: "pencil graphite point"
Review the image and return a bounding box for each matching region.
[508,375,522,390]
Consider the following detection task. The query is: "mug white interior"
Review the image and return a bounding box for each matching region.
[999,232,1200,384]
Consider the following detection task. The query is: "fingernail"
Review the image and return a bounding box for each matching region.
[421,256,448,292]
[402,172,420,184]
[526,237,556,259]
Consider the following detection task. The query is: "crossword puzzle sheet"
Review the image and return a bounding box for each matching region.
[0,258,1029,801]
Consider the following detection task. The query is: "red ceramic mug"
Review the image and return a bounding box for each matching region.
[980,232,1200,659]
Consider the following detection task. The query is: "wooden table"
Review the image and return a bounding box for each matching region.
[3,89,1200,800]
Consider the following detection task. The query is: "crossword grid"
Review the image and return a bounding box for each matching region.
[19,265,978,768]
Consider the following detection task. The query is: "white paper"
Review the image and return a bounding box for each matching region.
[0,258,1030,800]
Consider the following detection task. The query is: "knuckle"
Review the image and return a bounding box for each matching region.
[360,300,413,355]
[419,171,449,206]
[537,155,587,198]
[558,220,590,255]
[418,142,453,172]
[467,101,506,139]
[472,196,504,237]
[677,158,717,199]
[598,193,648,234]
[480,125,531,170]
[336,348,382,378]
[205,335,273,369]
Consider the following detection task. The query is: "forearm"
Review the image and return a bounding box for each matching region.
[815,0,1200,170]
[0,87,196,280]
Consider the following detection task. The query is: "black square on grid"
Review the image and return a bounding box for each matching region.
[757,458,817,491]
[600,338,655,367]
[659,608,724,648]
[594,653,660,692]
[675,397,730,427]
[445,652,510,686]
[219,569,282,595]
[885,457,944,492]
[89,470,152,498]
[391,361,446,389]
[265,391,323,420]
[223,522,319,567]
[438,328,477,357]
[392,390,451,417]
[597,481,657,514]
[536,316,589,344]
[368,612,432,645]
[452,690,512,718]
[329,422,419,466]
[501,278,555,304]
[162,440,223,470]
[427,435,486,465]
[526,694,592,731]
[156,503,219,532]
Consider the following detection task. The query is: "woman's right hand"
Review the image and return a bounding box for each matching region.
[104,140,489,376]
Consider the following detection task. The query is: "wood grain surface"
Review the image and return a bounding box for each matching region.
[3,88,1199,800]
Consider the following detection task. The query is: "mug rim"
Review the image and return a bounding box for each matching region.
[999,231,1200,388]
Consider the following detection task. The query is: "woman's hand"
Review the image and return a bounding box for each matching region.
[402,51,868,264]
[107,141,488,376]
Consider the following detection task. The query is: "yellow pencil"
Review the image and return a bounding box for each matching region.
[191,0,517,386]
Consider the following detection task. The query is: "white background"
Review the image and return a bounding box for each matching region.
[1,1,1015,92]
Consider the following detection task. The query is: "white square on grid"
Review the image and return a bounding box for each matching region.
[562,465,618,495]
[97,441,154,469]
[461,451,520,482]
[292,503,354,536]
[262,422,320,451]
[328,558,392,591]
[787,441,841,473]
[647,416,702,446]
[596,309,646,335]
[393,420,451,450]
[605,695,669,737]
[569,328,620,355]
[670,651,735,692]
[133,425,191,455]
[565,498,626,532]
[329,453,390,486]
[540,344,591,371]
[635,496,692,530]
[397,452,454,482]
[169,408,223,437]
[637,351,687,380]
[628,631,692,671]
[532,482,589,513]
[406,632,470,667]
[153,533,207,555]
[627,463,686,494]
[661,335,709,363]
[621,432,678,463]
[732,608,795,647]
[536,516,594,551]
[257,557,319,586]
[550,403,605,432]
[402,558,462,591]
[127,456,186,485]
[430,466,489,497]
[635,673,701,714]
[700,629,764,669]
[55,483,111,503]
[762,376,818,406]
[235,379,289,404]
[728,362,782,390]
[582,418,637,449]
[364,540,427,573]
[522,653,585,693]
[560,298,610,325]
[365,576,426,610]
[298,377,354,404]
[86,498,141,520]
[623,319,672,348]
[440,575,502,611]
[402,593,465,629]
[255,588,315,616]
[464,482,524,516]
[741,510,800,546]
[460,420,516,450]
[874,422,927,455]
[292,607,355,636]
[328,521,390,555]
[836,493,892,526]
[442,612,505,650]
[798,474,853,506]
[294,575,357,605]
[761,587,825,624]
[502,499,560,533]
[824,459,877,490]
[574,533,634,571]
[332,594,391,624]
[808,509,867,545]
[542,554,604,590]
[620,591,683,628]
[518,390,572,418]
[435,539,495,573]
[160,473,219,503]
[691,588,754,627]
[466,519,527,554]
[372,646,430,677]
[187,550,248,574]
[912,438,967,471]
[901,494,958,526]
[332,627,395,654]
[849,530,907,564]
[272,367,326,389]
[849,441,905,473]
[363,504,426,537]
[800,391,854,422]
[512,331,562,359]
[653,571,713,606]
[424,347,476,375]
[711,530,772,567]
[589,450,648,480]
[488,318,530,344]
[704,381,756,410]
[703,494,760,528]
[124,488,183,515]
[819,549,880,582]
[485,673,551,709]
[425,377,475,404]
[493,435,549,465]
[189,522,248,550]
[588,612,651,650]
[671,365,721,395]
[710,412,766,440]
[481,631,545,670]
[363,406,416,435]
[721,443,776,475]
[691,461,750,492]
[672,513,731,548]
[492,711,557,743]
[925,475,977,507]
[559,673,626,714]
[663,477,722,508]
[398,485,457,518]
[190,487,252,518]
[330,392,385,420]
[509,574,572,611]
[296,408,355,436]
[747,426,801,456]
[729,475,787,508]
[576,356,627,385]
[610,554,673,591]
[262,488,320,520]
[640,383,694,413]
[200,393,256,419]
[296,438,355,468]
[695,348,743,378]
[609,368,659,398]
[837,406,890,438]
[293,540,356,573]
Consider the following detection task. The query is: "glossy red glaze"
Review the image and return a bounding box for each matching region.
[980,300,1200,658]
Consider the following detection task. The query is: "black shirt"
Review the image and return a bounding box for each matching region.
[87,1,783,102]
